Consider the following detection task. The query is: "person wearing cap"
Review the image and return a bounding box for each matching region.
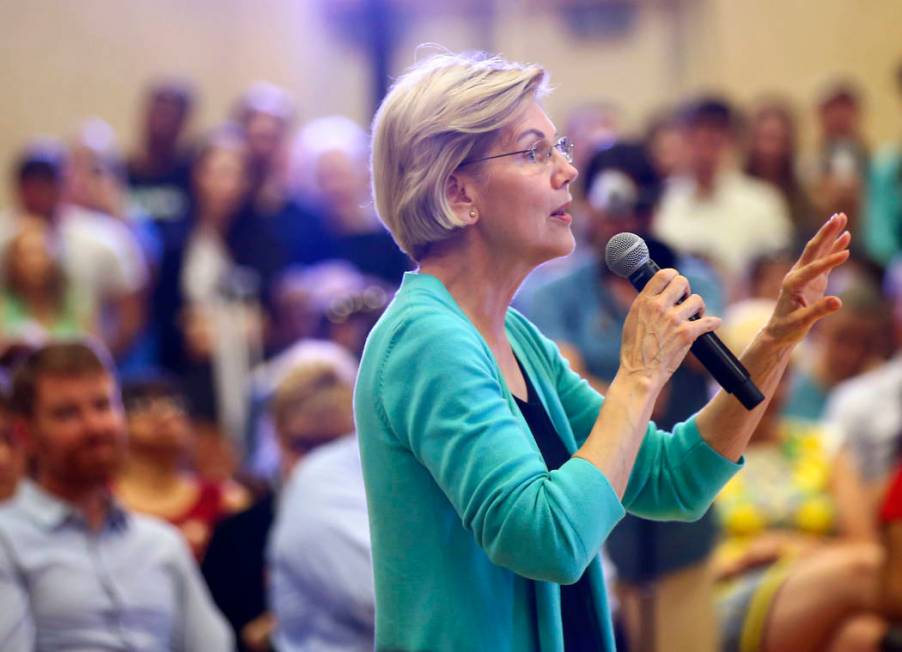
[356,50,851,651]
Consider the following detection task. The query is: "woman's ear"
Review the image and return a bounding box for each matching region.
[446,173,479,226]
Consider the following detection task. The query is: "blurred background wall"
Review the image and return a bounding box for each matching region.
[2,0,900,206]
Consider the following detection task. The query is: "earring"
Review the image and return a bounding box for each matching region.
[469,208,478,219]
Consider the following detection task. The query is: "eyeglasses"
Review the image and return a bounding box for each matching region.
[460,136,575,167]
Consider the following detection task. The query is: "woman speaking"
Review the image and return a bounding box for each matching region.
[354,51,850,651]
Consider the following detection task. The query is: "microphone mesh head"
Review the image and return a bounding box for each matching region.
[604,232,649,278]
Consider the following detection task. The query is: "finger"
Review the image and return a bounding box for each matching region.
[690,316,722,339]
[829,230,852,254]
[674,294,705,321]
[786,250,850,289]
[800,213,847,264]
[641,268,679,296]
[658,274,691,305]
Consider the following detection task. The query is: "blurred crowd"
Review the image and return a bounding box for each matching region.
[0,57,901,652]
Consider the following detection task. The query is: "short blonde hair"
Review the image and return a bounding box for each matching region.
[371,51,548,260]
[270,340,358,431]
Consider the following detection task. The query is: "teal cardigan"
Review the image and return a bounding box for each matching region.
[355,272,742,651]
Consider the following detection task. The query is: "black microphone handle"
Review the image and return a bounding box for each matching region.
[627,261,765,410]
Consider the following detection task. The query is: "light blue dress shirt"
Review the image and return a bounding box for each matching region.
[0,480,233,652]
[269,434,374,652]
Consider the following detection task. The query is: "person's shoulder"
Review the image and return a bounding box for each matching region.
[127,510,190,551]
[363,274,482,359]
[832,356,902,408]
[60,205,136,247]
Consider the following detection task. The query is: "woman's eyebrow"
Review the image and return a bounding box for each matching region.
[516,128,549,144]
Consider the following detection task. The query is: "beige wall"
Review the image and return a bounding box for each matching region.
[2,0,899,207]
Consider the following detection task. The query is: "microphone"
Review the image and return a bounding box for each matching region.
[605,232,764,411]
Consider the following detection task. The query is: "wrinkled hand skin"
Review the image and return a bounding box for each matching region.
[619,268,720,390]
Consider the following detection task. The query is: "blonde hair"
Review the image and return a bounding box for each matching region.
[370,50,548,260]
[270,340,358,431]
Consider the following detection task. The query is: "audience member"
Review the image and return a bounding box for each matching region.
[268,341,373,652]
[204,340,367,652]
[826,260,902,512]
[290,115,412,284]
[808,81,870,239]
[115,376,249,560]
[0,340,232,650]
[652,97,792,294]
[744,99,819,246]
[0,220,94,347]
[863,61,902,267]
[0,384,23,502]
[127,80,195,224]
[783,281,887,421]
[714,302,889,652]
[153,127,265,441]
[1,142,149,359]
[880,463,902,633]
[644,109,684,181]
[564,102,621,173]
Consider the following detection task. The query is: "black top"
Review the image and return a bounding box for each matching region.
[201,492,276,652]
[513,359,605,652]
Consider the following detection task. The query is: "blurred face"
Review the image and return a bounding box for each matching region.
[462,101,579,268]
[18,177,61,219]
[244,112,287,167]
[276,407,353,475]
[194,144,250,222]
[8,224,58,293]
[27,372,126,489]
[314,149,370,224]
[147,93,188,145]
[126,394,192,456]
[751,113,792,165]
[685,124,731,184]
[819,100,859,139]
[648,124,684,179]
[818,312,881,383]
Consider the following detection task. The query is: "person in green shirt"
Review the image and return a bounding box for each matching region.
[355,50,852,651]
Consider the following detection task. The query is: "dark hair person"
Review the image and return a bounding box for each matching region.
[354,51,850,651]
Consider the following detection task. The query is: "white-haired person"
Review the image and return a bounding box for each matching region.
[354,50,851,651]
[267,340,373,652]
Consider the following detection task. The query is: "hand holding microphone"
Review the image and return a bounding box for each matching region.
[605,232,765,410]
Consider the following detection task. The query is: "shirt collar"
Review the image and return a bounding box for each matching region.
[17,479,130,532]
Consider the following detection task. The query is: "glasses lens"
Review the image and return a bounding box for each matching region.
[555,137,574,163]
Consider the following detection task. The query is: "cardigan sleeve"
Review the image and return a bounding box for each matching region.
[376,311,624,584]
[621,416,743,521]
[512,309,741,522]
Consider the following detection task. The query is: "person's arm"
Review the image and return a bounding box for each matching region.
[0,536,35,650]
[831,446,879,541]
[694,213,850,461]
[105,290,146,357]
[169,532,234,652]
[884,523,902,620]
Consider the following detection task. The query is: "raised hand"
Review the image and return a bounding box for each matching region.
[765,213,851,345]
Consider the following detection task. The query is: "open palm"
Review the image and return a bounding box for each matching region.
[767,213,851,344]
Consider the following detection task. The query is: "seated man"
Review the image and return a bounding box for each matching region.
[0,340,232,651]
[267,341,373,652]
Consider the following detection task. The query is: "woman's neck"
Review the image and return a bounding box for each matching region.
[419,244,530,346]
